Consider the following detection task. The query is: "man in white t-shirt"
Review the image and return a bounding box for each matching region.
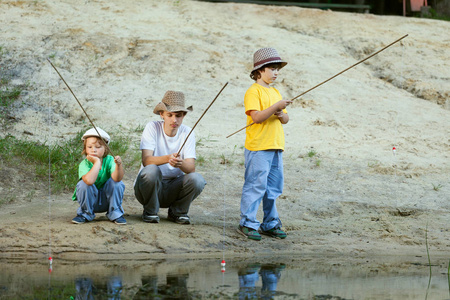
[134,91,206,224]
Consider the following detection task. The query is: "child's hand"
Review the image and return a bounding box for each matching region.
[277,99,293,110]
[86,155,100,164]
[114,156,122,166]
[168,153,183,168]
[274,110,284,118]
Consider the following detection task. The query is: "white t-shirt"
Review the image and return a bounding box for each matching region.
[138,121,196,179]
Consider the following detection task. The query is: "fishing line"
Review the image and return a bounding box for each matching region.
[392,37,405,209]
[220,147,227,276]
[47,62,53,267]
[220,92,229,275]
[47,60,53,300]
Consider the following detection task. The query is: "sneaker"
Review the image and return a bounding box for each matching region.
[237,225,261,241]
[72,215,87,224]
[259,227,287,239]
[113,216,127,225]
[168,209,190,225]
[142,213,160,223]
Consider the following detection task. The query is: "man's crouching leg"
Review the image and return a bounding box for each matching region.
[134,165,162,223]
[168,173,206,224]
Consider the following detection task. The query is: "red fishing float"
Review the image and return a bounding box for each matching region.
[221,259,226,273]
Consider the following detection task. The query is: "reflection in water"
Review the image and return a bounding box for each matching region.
[135,274,192,299]
[75,276,122,300]
[1,256,449,299]
[238,263,285,300]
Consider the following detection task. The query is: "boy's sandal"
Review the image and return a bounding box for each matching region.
[237,225,261,241]
[259,227,287,239]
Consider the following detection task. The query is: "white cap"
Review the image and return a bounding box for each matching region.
[81,127,110,145]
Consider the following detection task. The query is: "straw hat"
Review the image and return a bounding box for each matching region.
[153,91,193,115]
[82,127,111,145]
[251,47,287,72]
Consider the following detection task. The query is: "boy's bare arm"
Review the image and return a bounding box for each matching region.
[249,99,292,124]
[143,149,196,173]
[111,156,124,182]
[142,149,171,166]
[82,155,101,185]
[173,157,195,174]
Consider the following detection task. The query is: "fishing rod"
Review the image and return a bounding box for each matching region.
[226,34,409,138]
[177,82,228,156]
[47,58,115,156]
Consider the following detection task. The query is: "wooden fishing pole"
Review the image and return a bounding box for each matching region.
[47,58,115,156]
[226,34,409,138]
[177,82,228,156]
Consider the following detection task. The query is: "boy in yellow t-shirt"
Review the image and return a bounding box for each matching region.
[238,48,292,241]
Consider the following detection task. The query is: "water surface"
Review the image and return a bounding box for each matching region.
[1,255,449,299]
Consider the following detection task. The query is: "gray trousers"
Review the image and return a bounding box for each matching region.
[134,165,206,217]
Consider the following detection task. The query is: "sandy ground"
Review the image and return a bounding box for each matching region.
[1,0,449,269]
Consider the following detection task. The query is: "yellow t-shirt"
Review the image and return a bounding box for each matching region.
[244,83,287,151]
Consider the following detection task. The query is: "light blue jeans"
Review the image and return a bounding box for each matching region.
[240,149,283,231]
[75,178,125,221]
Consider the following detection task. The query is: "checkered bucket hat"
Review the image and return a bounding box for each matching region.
[153,90,193,115]
[252,47,287,72]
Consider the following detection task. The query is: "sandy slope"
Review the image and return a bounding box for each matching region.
[1,0,449,264]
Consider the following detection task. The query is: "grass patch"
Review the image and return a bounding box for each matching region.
[196,154,206,166]
[432,183,443,191]
[0,49,26,120]
[0,73,23,110]
[299,148,321,168]
[0,85,21,108]
[307,150,317,158]
[0,129,131,193]
[420,8,450,21]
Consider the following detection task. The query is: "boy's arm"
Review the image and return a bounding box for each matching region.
[171,157,195,174]
[249,99,292,124]
[81,156,101,185]
[274,110,289,124]
[142,149,171,166]
[111,156,124,182]
[143,149,196,174]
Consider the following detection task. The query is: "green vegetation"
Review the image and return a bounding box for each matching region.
[307,150,316,158]
[368,160,380,168]
[0,46,25,120]
[0,72,23,111]
[196,154,206,166]
[0,129,131,194]
[300,149,321,168]
[425,223,432,299]
[432,183,443,191]
[420,8,450,21]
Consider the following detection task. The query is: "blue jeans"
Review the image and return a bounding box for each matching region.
[75,178,125,221]
[240,149,283,231]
